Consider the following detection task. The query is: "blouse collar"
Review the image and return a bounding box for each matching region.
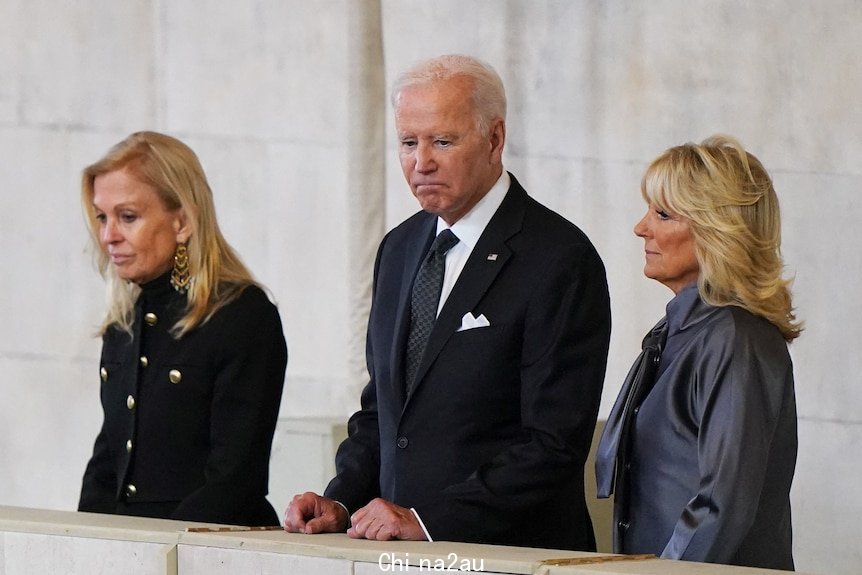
[665,282,717,338]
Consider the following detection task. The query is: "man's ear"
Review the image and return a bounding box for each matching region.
[489,118,506,162]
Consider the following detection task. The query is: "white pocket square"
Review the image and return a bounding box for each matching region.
[457,312,490,332]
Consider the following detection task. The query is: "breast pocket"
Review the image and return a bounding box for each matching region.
[137,362,210,411]
[450,323,511,354]
[441,323,519,382]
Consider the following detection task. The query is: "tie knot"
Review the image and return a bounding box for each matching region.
[431,229,459,256]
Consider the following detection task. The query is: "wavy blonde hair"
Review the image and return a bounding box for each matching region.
[641,134,802,341]
[81,131,258,337]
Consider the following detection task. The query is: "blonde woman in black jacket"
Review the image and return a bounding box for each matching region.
[78,131,287,526]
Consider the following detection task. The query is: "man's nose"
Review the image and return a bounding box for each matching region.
[414,142,435,173]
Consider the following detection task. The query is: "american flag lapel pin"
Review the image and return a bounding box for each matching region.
[487,253,498,261]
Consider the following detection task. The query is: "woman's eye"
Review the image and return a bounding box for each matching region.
[95,213,106,224]
[656,210,671,220]
[120,212,138,223]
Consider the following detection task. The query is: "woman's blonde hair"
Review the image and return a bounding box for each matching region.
[81,131,257,337]
[641,134,802,341]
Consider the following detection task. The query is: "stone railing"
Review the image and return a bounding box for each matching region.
[0,505,806,574]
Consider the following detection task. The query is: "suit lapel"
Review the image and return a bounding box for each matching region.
[406,177,528,404]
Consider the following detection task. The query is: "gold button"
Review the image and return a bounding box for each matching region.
[100,367,108,381]
[169,369,182,384]
[125,439,133,452]
[139,356,148,368]
[144,312,158,326]
[126,395,135,410]
[125,484,137,497]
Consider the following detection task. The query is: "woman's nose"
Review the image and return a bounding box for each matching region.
[634,212,649,237]
[100,219,120,245]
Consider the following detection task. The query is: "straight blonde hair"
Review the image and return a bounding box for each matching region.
[641,135,802,341]
[81,131,258,337]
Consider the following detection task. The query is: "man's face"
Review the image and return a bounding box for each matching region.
[394,76,504,226]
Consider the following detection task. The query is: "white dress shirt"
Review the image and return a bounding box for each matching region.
[434,170,510,315]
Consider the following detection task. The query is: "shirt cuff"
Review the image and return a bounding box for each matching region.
[334,500,350,530]
[410,508,433,542]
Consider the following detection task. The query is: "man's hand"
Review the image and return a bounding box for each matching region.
[283,492,349,534]
[347,498,427,541]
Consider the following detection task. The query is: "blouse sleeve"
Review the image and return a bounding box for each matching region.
[661,316,794,563]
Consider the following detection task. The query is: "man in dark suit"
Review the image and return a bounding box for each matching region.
[284,54,610,551]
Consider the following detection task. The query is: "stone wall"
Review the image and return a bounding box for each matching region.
[0,2,859,573]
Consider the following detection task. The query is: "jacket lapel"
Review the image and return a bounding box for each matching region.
[405,177,527,404]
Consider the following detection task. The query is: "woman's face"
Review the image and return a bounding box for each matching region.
[634,203,700,294]
[92,168,188,285]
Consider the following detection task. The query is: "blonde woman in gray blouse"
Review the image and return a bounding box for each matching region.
[596,135,801,570]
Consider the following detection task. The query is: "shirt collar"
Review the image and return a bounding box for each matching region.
[435,170,510,249]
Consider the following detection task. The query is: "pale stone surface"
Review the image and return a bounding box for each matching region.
[0,2,859,574]
[13,2,156,130]
[0,507,815,574]
[2,533,173,575]
[354,560,509,575]
[177,544,352,575]
[160,0,350,141]
[792,418,862,575]
[267,417,347,516]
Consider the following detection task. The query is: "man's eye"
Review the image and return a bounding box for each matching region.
[436,140,451,147]
[401,140,416,148]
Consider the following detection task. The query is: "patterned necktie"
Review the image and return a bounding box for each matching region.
[405,229,460,394]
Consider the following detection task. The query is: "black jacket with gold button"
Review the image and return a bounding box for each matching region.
[78,272,287,526]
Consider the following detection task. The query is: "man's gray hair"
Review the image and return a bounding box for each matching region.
[391,54,507,134]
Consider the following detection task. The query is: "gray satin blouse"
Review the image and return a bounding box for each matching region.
[599,283,797,570]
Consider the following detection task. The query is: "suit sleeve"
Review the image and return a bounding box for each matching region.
[414,243,611,545]
[660,324,792,562]
[323,239,386,513]
[171,288,287,525]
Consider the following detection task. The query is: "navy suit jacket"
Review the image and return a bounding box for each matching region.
[325,175,611,550]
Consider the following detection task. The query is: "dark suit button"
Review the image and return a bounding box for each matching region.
[618,520,630,531]
[653,355,660,365]
[624,462,631,471]
[396,436,409,449]
[125,484,137,498]
[633,406,640,416]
